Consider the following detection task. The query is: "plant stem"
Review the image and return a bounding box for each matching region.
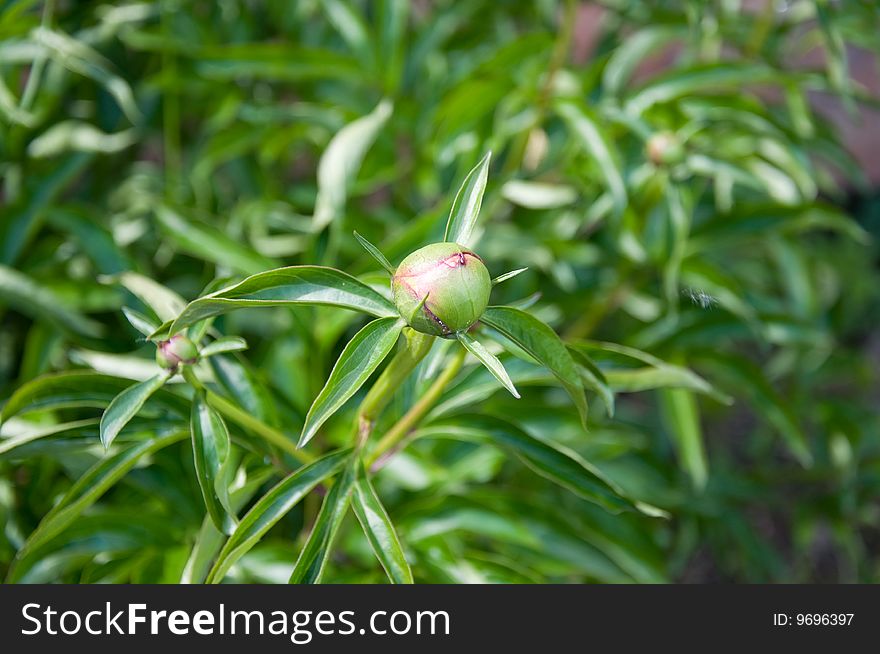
[367,345,466,469]
[355,328,434,443]
[181,366,313,464]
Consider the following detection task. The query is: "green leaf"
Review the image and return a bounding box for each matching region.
[100,374,169,448]
[481,306,588,425]
[7,431,187,583]
[181,466,274,584]
[156,205,278,276]
[191,392,233,533]
[313,99,393,230]
[501,180,577,209]
[491,268,528,286]
[289,454,358,584]
[556,101,627,216]
[572,341,731,405]
[0,371,188,425]
[0,264,104,338]
[106,271,186,323]
[33,27,142,124]
[351,460,413,584]
[206,449,351,583]
[300,317,404,447]
[456,332,519,398]
[353,231,395,274]
[443,151,491,247]
[166,266,399,335]
[121,306,159,338]
[27,121,136,158]
[0,418,98,457]
[200,336,248,358]
[567,346,615,417]
[419,415,629,513]
[658,388,707,490]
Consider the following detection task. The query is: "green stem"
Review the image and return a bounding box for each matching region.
[355,328,434,443]
[181,366,313,464]
[367,345,466,468]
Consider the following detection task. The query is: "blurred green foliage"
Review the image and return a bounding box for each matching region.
[1,0,879,583]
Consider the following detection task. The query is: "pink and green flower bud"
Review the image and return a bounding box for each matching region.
[155,334,199,370]
[391,242,491,338]
[646,131,685,166]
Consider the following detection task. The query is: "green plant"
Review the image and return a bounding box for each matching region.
[1,0,879,584]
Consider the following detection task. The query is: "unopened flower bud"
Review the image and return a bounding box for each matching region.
[391,242,491,338]
[156,334,199,370]
[647,131,685,166]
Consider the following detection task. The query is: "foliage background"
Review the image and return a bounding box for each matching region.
[1,0,879,583]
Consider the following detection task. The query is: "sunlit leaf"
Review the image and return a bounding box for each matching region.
[481,306,588,425]
[207,449,350,583]
[100,374,169,448]
[300,317,405,447]
[456,332,519,398]
[289,454,358,584]
[313,100,393,229]
[351,460,413,584]
[165,266,399,335]
[443,151,491,247]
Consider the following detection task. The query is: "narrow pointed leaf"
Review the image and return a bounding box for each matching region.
[456,332,519,398]
[481,306,588,425]
[353,231,395,274]
[0,371,189,425]
[567,346,615,417]
[351,460,413,584]
[313,100,393,229]
[491,268,528,286]
[200,336,248,358]
[156,205,278,275]
[121,306,159,338]
[572,341,731,404]
[191,392,233,532]
[300,317,404,447]
[166,266,398,335]
[100,374,169,448]
[0,418,99,457]
[206,449,350,584]
[556,101,627,216]
[419,415,629,513]
[107,271,186,322]
[181,467,273,584]
[289,455,358,584]
[443,151,491,247]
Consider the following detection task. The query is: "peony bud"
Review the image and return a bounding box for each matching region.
[156,334,199,370]
[391,242,491,338]
[646,131,685,166]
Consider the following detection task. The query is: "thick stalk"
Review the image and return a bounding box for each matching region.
[355,328,434,443]
[368,346,466,469]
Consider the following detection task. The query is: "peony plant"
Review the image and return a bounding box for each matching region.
[2,154,633,584]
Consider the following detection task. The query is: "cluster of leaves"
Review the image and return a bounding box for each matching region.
[1,0,879,583]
